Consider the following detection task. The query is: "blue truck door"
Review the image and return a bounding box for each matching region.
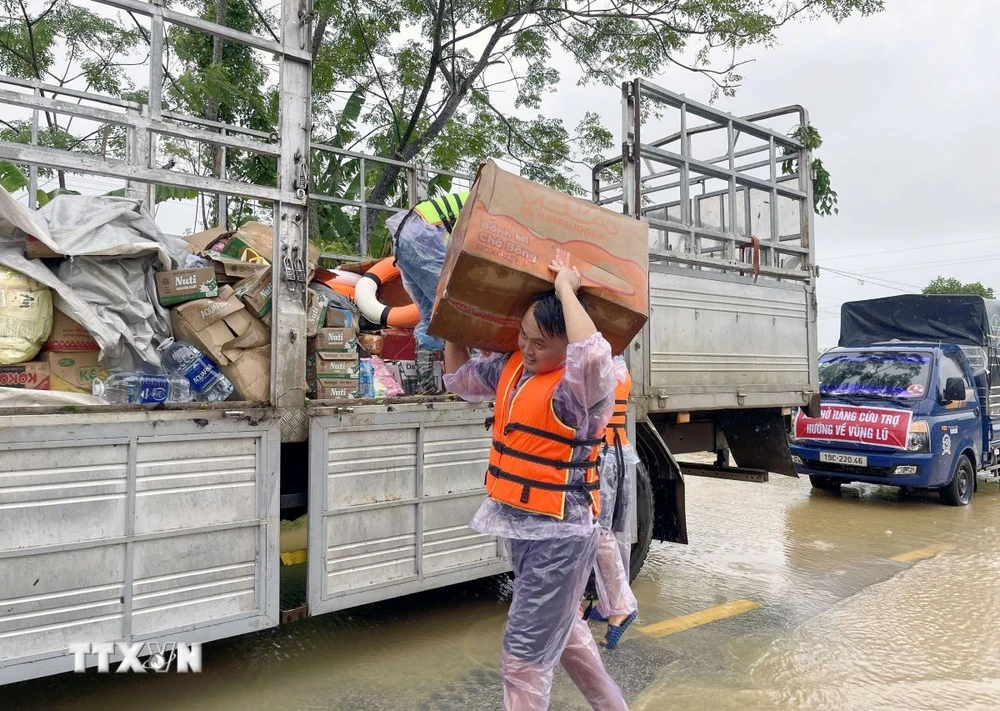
[938,351,982,470]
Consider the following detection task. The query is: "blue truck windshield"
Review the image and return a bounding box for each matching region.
[819,351,932,400]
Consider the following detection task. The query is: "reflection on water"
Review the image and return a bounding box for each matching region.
[750,480,1000,711]
[631,476,1000,711]
[8,476,1000,711]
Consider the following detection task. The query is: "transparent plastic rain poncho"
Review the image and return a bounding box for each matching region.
[445,333,627,710]
[386,209,448,351]
[593,357,640,620]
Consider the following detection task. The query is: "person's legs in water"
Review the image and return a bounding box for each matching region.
[593,454,638,646]
[503,530,626,710]
[560,614,629,710]
[391,219,447,393]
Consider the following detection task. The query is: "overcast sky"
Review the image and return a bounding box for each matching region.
[545,0,1000,348]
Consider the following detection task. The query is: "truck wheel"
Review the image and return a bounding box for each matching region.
[809,475,841,491]
[630,462,654,582]
[940,456,975,506]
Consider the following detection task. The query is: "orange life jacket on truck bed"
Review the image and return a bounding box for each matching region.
[486,352,602,519]
[605,369,631,449]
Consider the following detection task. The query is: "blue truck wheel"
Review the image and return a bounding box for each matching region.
[940,456,975,507]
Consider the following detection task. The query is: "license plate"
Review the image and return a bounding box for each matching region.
[820,451,867,467]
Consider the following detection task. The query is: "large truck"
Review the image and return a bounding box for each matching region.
[0,0,819,683]
[791,294,1000,504]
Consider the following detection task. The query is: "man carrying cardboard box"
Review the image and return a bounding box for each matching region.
[443,259,627,711]
[386,190,469,394]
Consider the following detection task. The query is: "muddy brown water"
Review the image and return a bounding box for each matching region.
[8,474,1000,710]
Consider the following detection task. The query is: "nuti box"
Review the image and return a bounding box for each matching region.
[314,378,361,400]
[314,327,358,355]
[428,159,649,354]
[314,353,360,379]
[306,289,329,339]
[156,268,219,306]
[233,267,273,318]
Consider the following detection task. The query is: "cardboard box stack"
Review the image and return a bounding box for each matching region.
[175,221,326,402]
[5,155,646,406]
[42,309,107,393]
[171,285,271,402]
[310,326,361,399]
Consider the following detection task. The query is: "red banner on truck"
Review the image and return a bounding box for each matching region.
[794,404,913,449]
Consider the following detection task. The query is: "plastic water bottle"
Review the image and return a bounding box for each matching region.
[359,359,375,399]
[92,373,192,404]
[157,337,235,402]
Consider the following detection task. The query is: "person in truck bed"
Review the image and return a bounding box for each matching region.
[387,190,468,395]
[444,258,627,710]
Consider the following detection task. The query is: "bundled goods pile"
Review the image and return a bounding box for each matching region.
[0,157,648,407]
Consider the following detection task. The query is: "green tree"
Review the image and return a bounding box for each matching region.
[923,277,994,299]
[0,0,143,193]
[160,0,279,226]
[1,0,885,252]
[309,0,884,212]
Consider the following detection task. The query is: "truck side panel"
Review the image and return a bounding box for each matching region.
[646,266,814,412]
[0,412,281,684]
[307,403,509,615]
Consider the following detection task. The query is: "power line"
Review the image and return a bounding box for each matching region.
[830,251,1000,278]
[822,235,1000,262]
[821,268,921,290]
[821,267,917,293]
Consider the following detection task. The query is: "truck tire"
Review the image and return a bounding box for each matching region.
[809,475,841,491]
[630,462,654,582]
[940,455,975,506]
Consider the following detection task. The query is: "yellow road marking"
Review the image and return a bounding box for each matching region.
[637,599,760,638]
[890,543,949,562]
[280,549,307,566]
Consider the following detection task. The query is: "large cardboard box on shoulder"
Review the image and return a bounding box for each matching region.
[428,160,649,354]
[171,285,271,401]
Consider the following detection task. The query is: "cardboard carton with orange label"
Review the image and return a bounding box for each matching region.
[428,159,649,354]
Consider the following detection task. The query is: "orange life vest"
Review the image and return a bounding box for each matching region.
[605,369,631,449]
[486,352,602,519]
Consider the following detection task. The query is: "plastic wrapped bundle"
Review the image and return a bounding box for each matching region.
[0,265,52,364]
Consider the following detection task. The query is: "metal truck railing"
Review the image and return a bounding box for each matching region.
[594,78,815,283]
[593,79,819,483]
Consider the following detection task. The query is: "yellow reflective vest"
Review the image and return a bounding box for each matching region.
[414,191,469,234]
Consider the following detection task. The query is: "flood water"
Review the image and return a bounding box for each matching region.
[9,474,1000,710]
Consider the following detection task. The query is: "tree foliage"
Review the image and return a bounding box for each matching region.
[0,0,144,190]
[0,0,885,252]
[922,277,994,299]
[311,0,884,210]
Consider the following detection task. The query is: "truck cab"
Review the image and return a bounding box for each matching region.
[791,342,987,505]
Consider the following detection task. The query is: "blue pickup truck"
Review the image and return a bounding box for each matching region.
[791,294,1000,505]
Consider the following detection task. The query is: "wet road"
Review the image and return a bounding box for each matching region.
[9,473,1000,710]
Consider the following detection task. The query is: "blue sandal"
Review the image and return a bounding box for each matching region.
[599,610,638,651]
